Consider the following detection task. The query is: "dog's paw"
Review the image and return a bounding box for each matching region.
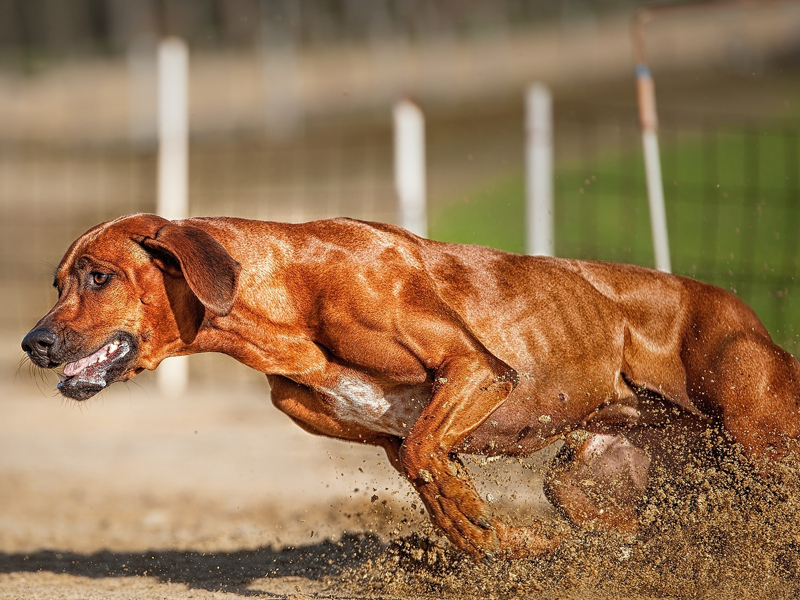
[414,470,499,558]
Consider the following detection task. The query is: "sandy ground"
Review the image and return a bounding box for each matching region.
[1,338,560,600]
[0,365,409,599]
[8,334,800,599]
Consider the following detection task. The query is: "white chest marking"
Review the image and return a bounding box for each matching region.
[321,377,431,437]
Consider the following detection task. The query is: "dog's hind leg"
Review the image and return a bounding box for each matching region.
[543,431,650,533]
[701,332,800,462]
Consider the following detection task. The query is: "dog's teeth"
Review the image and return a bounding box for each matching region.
[63,339,125,376]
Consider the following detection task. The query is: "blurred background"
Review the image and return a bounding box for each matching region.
[3,0,800,386]
[2,4,800,589]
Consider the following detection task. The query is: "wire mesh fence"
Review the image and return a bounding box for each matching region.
[553,109,800,353]
[4,103,800,369]
[0,127,397,341]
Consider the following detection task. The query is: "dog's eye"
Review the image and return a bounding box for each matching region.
[90,272,111,287]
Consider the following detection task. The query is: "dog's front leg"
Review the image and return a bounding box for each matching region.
[399,353,518,559]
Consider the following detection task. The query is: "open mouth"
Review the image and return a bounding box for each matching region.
[57,334,136,400]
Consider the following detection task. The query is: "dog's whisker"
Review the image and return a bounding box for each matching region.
[14,356,31,385]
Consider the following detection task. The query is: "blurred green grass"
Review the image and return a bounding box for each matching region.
[429,123,800,351]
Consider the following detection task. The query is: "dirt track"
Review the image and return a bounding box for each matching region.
[6,340,800,599]
[1,355,413,599]
[1,345,556,599]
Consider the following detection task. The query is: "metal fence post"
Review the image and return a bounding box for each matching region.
[156,37,190,396]
[636,63,671,273]
[393,99,427,238]
[525,83,554,257]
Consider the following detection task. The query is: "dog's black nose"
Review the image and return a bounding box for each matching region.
[22,328,58,362]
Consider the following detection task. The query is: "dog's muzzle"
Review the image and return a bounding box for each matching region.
[22,328,138,400]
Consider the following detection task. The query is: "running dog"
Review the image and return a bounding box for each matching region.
[22,214,800,559]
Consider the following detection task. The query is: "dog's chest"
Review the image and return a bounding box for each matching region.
[319,377,431,437]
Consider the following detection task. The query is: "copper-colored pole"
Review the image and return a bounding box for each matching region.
[630,0,788,274]
[632,6,669,272]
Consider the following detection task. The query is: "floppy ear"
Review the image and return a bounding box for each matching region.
[139,223,241,317]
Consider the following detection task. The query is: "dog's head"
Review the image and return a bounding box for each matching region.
[21,214,241,400]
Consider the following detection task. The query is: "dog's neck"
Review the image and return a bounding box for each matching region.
[179,243,315,377]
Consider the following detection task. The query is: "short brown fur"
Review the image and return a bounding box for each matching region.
[22,214,800,559]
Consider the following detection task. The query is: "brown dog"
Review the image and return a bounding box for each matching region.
[21,213,800,559]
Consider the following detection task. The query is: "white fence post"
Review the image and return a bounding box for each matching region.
[156,37,190,396]
[393,99,427,238]
[636,64,671,273]
[157,37,189,221]
[525,83,554,256]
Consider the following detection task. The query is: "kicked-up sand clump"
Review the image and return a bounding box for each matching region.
[344,431,800,600]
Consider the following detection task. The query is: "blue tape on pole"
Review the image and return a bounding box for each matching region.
[635,63,651,78]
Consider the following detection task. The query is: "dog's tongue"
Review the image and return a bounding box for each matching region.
[62,340,124,380]
[60,365,107,388]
